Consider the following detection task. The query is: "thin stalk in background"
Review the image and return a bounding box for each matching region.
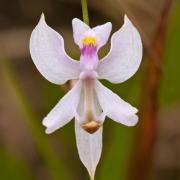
[81,0,89,25]
[0,56,70,180]
[129,0,174,179]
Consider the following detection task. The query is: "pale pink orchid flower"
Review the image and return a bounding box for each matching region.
[29,13,142,180]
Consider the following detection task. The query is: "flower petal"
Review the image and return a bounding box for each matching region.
[43,80,82,134]
[30,14,80,85]
[95,80,138,126]
[72,18,112,49]
[75,121,102,180]
[97,15,143,83]
[92,22,112,49]
[72,18,90,48]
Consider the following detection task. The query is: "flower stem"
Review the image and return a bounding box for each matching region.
[129,0,173,180]
[81,0,89,25]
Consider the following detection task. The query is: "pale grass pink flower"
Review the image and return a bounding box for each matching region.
[29,13,142,180]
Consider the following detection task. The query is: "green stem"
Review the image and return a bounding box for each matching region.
[0,56,70,180]
[81,0,89,25]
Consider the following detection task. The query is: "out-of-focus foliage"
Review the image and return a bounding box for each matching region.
[0,150,32,180]
[160,1,180,106]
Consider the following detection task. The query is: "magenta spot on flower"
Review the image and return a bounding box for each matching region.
[81,44,97,57]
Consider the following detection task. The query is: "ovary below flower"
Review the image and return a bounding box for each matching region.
[29,13,142,180]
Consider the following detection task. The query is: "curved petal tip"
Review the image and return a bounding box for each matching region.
[38,13,46,25]
[45,128,54,134]
[124,14,134,26]
[124,14,129,21]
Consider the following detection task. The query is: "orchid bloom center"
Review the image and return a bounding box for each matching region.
[81,36,97,57]
[80,35,99,75]
[83,36,97,46]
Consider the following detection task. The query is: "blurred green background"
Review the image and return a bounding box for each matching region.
[0,0,180,180]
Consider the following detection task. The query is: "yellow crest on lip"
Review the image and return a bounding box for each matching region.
[83,36,97,46]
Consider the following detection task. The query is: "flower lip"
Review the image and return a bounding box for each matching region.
[81,44,97,57]
[78,110,105,134]
[81,121,102,134]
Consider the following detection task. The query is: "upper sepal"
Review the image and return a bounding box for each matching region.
[30,13,80,85]
[97,15,143,83]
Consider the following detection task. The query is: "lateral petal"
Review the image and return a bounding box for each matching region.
[75,121,103,180]
[95,80,138,126]
[92,22,112,49]
[72,18,90,48]
[72,18,112,49]
[97,15,142,83]
[43,81,82,134]
[30,14,80,85]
